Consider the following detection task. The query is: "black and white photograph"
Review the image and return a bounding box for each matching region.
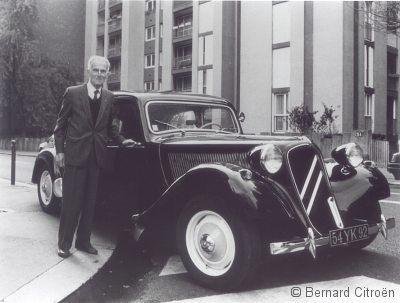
[0,0,400,302]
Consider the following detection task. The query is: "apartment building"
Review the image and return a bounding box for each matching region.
[85,0,400,152]
[86,0,238,102]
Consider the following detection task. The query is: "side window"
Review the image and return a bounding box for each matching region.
[113,98,144,142]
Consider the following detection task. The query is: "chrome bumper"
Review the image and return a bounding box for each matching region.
[269,216,395,256]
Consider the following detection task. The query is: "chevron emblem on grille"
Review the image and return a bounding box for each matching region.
[300,155,323,215]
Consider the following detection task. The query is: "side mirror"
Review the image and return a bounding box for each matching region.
[238,112,245,123]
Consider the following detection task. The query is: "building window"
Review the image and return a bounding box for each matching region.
[364,45,373,88]
[197,69,213,95]
[174,45,192,68]
[108,60,121,83]
[174,74,191,92]
[145,54,155,68]
[144,81,154,91]
[173,14,192,38]
[159,80,162,91]
[97,37,104,56]
[160,23,163,38]
[108,34,121,57]
[365,93,374,130]
[198,34,213,66]
[145,0,154,12]
[145,26,155,41]
[199,1,213,33]
[273,93,289,132]
[393,99,397,135]
[273,1,290,45]
[202,70,207,94]
[364,1,374,41]
[159,51,163,66]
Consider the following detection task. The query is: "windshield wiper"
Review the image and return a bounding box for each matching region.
[154,120,186,136]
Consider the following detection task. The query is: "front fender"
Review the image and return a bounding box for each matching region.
[31,149,55,184]
[330,163,389,223]
[137,163,307,241]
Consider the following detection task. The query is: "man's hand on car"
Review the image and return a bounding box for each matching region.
[122,139,138,147]
[55,153,65,176]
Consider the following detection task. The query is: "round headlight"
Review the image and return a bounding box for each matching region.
[345,143,363,167]
[260,144,283,174]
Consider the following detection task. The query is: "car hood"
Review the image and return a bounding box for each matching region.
[156,133,306,149]
[157,133,311,184]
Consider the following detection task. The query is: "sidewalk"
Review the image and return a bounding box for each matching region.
[0,180,117,303]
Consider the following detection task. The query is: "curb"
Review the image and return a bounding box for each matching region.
[0,178,36,189]
[0,151,37,158]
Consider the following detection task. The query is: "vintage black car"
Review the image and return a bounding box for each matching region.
[388,152,400,180]
[32,92,395,290]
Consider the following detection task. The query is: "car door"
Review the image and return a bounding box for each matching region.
[98,96,148,218]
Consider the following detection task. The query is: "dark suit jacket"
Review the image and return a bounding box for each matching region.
[54,84,123,168]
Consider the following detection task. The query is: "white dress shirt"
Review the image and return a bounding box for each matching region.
[87,82,102,99]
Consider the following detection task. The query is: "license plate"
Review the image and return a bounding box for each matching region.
[329,224,369,247]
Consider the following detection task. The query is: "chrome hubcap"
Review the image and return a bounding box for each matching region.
[39,170,52,206]
[185,210,235,276]
[200,234,215,253]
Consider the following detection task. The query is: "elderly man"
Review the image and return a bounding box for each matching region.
[54,56,135,258]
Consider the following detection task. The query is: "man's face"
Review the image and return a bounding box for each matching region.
[88,59,108,88]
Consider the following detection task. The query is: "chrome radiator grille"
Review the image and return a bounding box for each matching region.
[287,145,337,234]
[168,152,249,180]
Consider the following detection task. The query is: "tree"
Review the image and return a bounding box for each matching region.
[0,0,76,137]
[0,0,39,136]
[349,1,400,36]
[314,103,339,136]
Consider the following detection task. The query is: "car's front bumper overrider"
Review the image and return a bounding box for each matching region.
[269,216,395,257]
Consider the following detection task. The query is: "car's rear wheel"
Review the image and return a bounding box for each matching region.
[176,195,261,290]
[37,163,60,214]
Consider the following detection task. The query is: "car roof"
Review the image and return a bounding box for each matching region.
[113,91,232,107]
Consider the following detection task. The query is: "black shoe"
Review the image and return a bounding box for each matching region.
[75,243,98,255]
[58,248,71,258]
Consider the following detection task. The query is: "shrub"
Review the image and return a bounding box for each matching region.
[287,105,317,134]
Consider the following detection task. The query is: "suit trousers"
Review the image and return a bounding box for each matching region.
[58,148,100,250]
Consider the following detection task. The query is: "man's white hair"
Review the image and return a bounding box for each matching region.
[87,55,110,71]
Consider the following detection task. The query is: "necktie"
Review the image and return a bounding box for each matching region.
[93,90,99,101]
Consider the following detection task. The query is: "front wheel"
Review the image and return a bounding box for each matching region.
[176,196,261,290]
[37,163,60,214]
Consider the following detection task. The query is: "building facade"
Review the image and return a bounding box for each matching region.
[85,0,400,152]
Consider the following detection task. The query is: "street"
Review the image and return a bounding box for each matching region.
[1,153,399,303]
[63,189,400,303]
[0,153,35,184]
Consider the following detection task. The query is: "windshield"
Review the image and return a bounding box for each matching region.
[146,101,240,134]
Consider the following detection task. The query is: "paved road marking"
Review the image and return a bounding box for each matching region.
[164,276,400,303]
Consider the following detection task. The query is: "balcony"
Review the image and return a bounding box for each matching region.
[108,46,121,58]
[174,55,192,69]
[108,17,122,33]
[108,72,121,83]
[97,23,105,36]
[173,25,192,40]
